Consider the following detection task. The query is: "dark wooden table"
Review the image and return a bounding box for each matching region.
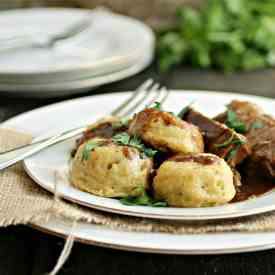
[1,65,275,275]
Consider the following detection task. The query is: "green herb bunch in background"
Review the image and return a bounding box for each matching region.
[157,0,275,73]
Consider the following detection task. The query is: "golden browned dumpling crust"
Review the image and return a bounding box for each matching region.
[128,108,204,154]
[70,138,153,198]
[153,153,235,207]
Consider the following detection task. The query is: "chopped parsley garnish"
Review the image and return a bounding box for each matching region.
[112,132,131,145]
[225,146,240,161]
[129,135,143,147]
[112,133,157,158]
[215,134,234,148]
[251,121,264,130]
[224,138,246,161]
[82,140,104,161]
[143,148,158,158]
[215,134,246,148]
[112,117,130,129]
[120,186,167,207]
[151,101,162,110]
[225,110,247,133]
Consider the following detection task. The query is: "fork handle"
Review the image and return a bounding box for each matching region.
[0,126,86,170]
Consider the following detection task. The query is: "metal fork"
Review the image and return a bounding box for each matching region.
[0,79,170,170]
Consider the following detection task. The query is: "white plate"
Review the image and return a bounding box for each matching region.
[2,90,275,254]
[4,90,275,220]
[0,8,154,97]
[0,8,154,82]
[0,47,153,97]
[31,215,275,254]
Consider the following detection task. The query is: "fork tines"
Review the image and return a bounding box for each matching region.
[112,79,170,117]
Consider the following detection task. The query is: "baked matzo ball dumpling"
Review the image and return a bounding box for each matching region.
[71,138,153,198]
[128,108,204,154]
[153,153,235,207]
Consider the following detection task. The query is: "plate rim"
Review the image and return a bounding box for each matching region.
[29,223,275,255]
[0,48,153,94]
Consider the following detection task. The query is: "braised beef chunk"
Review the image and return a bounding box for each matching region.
[215,100,275,179]
[232,168,242,193]
[232,169,242,188]
[72,121,127,157]
[215,100,275,128]
[76,122,115,149]
[184,108,250,167]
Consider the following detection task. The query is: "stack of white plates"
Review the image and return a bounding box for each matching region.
[0,8,155,97]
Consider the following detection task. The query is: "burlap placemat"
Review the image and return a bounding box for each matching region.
[1,128,275,234]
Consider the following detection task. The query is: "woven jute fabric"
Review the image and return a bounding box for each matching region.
[1,128,275,234]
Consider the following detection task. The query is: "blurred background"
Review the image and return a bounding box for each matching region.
[2,0,275,98]
[0,0,201,28]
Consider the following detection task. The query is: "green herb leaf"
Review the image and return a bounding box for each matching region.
[120,186,168,207]
[251,120,264,129]
[225,140,246,162]
[151,101,162,110]
[143,148,158,158]
[151,201,168,207]
[157,0,275,72]
[112,117,130,129]
[215,134,246,148]
[225,110,247,133]
[112,133,157,158]
[215,134,234,148]
[129,135,143,149]
[82,140,103,161]
[158,32,188,71]
[112,132,131,145]
[225,146,239,161]
[241,50,267,71]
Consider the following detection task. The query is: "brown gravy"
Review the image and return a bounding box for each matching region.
[170,154,218,165]
[232,175,275,202]
[74,122,127,153]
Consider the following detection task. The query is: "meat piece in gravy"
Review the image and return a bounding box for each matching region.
[215,100,275,179]
[184,108,251,167]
